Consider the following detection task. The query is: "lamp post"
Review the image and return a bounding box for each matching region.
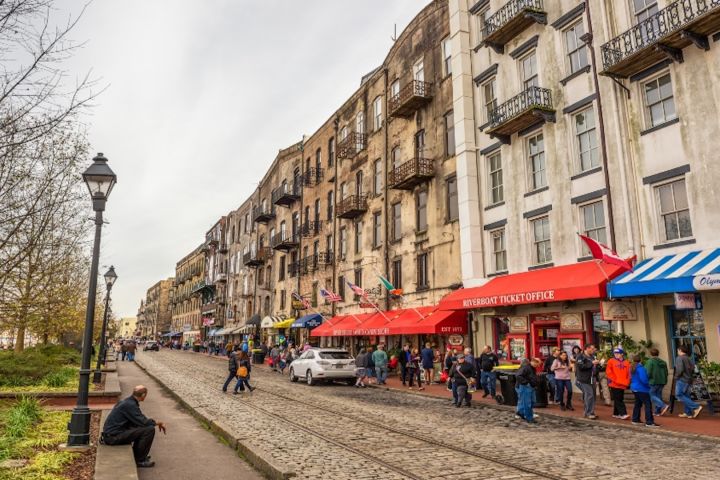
[67,153,116,447]
[93,266,117,383]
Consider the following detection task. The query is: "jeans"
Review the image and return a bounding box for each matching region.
[649,384,667,413]
[121,351,126,361]
[675,380,700,415]
[126,352,135,361]
[375,366,388,384]
[517,384,535,422]
[222,370,237,392]
[400,364,408,384]
[103,426,155,463]
[555,379,573,406]
[456,384,471,406]
[451,380,458,404]
[480,371,497,396]
[576,381,596,417]
[234,376,252,392]
[610,387,627,416]
[546,373,557,402]
[632,391,655,425]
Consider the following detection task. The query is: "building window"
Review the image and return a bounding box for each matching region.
[373,159,382,195]
[355,170,363,196]
[444,110,455,157]
[312,282,318,308]
[575,108,599,172]
[416,190,428,232]
[279,256,286,281]
[391,146,401,170]
[340,181,347,200]
[655,178,692,242]
[482,78,497,123]
[531,216,552,265]
[442,36,452,76]
[280,290,286,310]
[315,148,322,170]
[670,309,706,365]
[447,176,459,222]
[527,133,546,191]
[373,96,382,131]
[392,259,402,290]
[474,7,491,45]
[338,275,345,300]
[520,51,538,89]
[643,73,676,127]
[354,220,363,254]
[372,212,382,248]
[339,227,347,259]
[327,191,334,220]
[328,137,335,167]
[634,0,659,23]
[417,253,429,290]
[488,152,503,205]
[565,21,588,74]
[326,234,333,255]
[415,130,425,157]
[580,201,607,256]
[266,266,272,285]
[340,126,348,141]
[491,228,507,273]
[391,79,400,98]
[413,58,424,82]
[258,267,264,286]
[391,202,402,241]
[355,111,365,136]
[353,268,363,298]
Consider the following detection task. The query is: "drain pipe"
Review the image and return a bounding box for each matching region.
[383,68,391,313]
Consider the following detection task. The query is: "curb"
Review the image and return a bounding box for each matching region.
[133,358,295,479]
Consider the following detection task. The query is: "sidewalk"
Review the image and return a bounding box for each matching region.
[116,360,263,480]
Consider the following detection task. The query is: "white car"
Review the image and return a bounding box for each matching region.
[288,348,356,386]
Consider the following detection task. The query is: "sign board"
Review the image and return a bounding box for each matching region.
[693,274,720,291]
[508,316,529,333]
[291,300,307,310]
[674,293,700,310]
[560,313,585,332]
[447,334,464,346]
[600,301,637,321]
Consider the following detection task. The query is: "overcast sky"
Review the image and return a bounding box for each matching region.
[57,0,424,317]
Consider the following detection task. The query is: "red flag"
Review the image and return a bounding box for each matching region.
[578,234,633,272]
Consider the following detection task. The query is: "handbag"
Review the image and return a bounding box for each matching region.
[236,366,249,378]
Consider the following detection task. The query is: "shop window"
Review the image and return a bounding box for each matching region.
[592,311,619,349]
[669,308,706,365]
[493,317,510,360]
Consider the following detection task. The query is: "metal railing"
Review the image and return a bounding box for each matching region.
[482,0,544,39]
[388,80,433,115]
[488,86,553,130]
[300,220,324,237]
[601,0,720,70]
[270,232,299,249]
[336,194,368,217]
[337,132,367,159]
[388,158,434,188]
[243,247,271,265]
[252,205,275,222]
[271,181,301,204]
[303,168,324,186]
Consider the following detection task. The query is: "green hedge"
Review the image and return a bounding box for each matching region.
[0,346,81,388]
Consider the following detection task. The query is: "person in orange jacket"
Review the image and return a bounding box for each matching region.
[606,347,631,419]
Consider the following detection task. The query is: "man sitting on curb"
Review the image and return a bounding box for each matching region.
[101,385,167,468]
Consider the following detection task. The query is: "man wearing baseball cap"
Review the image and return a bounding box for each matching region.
[606,347,631,420]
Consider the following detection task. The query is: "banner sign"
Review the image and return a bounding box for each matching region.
[693,274,720,291]
[508,316,529,333]
[674,293,702,310]
[600,301,637,321]
[462,290,556,308]
[560,313,585,332]
[291,300,308,310]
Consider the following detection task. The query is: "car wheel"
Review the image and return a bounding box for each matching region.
[289,368,298,383]
[306,370,315,386]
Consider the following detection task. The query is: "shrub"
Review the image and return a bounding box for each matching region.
[41,368,75,388]
[0,346,81,388]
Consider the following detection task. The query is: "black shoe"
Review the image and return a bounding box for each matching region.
[249,386,256,392]
[567,405,574,411]
[136,460,155,468]
[482,393,489,398]
[455,403,462,408]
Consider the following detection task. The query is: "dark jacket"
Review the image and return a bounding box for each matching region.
[478,352,499,372]
[450,361,475,386]
[366,351,375,369]
[102,396,155,437]
[398,349,409,366]
[543,355,556,374]
[228,351,238,371]
[355,352,368,368]
[444,352,456,371]
[645,357,668,386]
[674,355,694,383]
[516,363,538,387]
[575,352,596,385]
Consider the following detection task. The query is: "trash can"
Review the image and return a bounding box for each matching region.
[534,372,548,408]
[192,345,200,353]
[496,369,519,406]
[252,351,265,364]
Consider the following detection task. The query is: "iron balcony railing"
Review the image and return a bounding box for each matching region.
[270,232,299,250]
[243,247,271,267]
[487,86,553,131]
[300,220,324,237]
[252,205,275,223]
[336,194,369,219]
[483,0,544,39]
[601,0,720,73]
[271,181,301,206]
[288,261,300,277]
[388,158,434,190]
[337,132,367,159]
[388,80,433,118]
[303,168,324,187]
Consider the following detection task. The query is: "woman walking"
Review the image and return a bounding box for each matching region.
[552,351,573,410]
[630,355,658,427]
[407,347,424,390]
[233,351,255,394]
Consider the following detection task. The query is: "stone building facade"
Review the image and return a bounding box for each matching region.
[170,244,205,344]
[202,217,228,334]
[144,278,174,339]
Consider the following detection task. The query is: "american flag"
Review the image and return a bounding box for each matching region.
[346,280,367,298]
[320,288,342,302]
[292,291,311,309]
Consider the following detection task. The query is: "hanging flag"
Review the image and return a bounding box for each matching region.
[578,234,633,272]
[346,280,367,298]
[377,274,404,297]
[320,288,342,302]
[291,291,311,309]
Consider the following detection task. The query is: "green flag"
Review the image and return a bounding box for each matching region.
[378,274,394,291]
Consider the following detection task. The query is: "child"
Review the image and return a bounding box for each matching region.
[630,354,658,427]
[234,351,255,394]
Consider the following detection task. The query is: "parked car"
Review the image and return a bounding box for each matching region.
[143,341,159,352]
[288,348,355,386]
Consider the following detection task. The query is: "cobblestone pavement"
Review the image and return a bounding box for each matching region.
[136,350,720,480]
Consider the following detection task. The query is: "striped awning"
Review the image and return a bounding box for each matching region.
[608,248,720,297]
[261,315,287,328]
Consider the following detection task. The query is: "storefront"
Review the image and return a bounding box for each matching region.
[439,261,625,363]
[291,313,323,347]
[607,248,720,365]
[261,315,294,346]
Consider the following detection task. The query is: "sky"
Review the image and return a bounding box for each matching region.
[56,0,426,317]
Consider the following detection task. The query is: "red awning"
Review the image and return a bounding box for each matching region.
[310,307,468,336]
[310,313,375,337]
[439,261,625,311]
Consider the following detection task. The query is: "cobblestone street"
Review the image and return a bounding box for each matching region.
[135,350,720,480]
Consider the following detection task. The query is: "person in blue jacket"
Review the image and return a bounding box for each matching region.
[630,354,659,427]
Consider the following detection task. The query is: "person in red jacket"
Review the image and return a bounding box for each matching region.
[606,347,631,419]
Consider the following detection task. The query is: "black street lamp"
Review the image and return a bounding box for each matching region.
[92,266,117,383]
[67,153,116,447]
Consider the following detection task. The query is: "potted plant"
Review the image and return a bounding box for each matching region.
[698,360,720,401]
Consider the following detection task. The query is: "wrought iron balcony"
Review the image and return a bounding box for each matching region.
[600,0,720,78]
[243,247,271,268]
[300,220,324,238]
[270,232,299,252]
[300,255,319,273]
[485,86,555,143]
[288,261,299,278]
[336,194,368,219]
[481,0,547,53]
[253,206,275,224]
[303,168,324,187]
[337,132,367,159]
[272,181,301,207]
[389,80,433,118]
[317,251,334,266]
[388,158,434,190]
[218,243,228,254]
[215,273,227,283]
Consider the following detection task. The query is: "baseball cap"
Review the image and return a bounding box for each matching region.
[613,348,624,354]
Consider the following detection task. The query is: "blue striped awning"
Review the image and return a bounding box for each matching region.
[608,248,720,297]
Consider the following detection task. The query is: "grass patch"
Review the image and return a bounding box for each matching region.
[0,346,83,392]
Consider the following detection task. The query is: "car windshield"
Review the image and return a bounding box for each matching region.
[318,351,351,360]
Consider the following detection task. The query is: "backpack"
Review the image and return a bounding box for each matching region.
[237,365,249,378]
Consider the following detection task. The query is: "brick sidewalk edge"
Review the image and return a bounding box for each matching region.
[133,357,296,479]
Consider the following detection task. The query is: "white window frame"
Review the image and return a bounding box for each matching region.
[474,7,491,45]
[519,51,538,89]
[530,215,552,266]
[373,96,383,131]
[490,228,507,273]
[373,159,382,195]
[481,78,497,123]
[578,200,608,256]
[642,71,676,128]
[413,58,425,83]
[653,177,693,244]
[487,151,503,205]
[574,107,600,173]
[564,21,588,75]
[355,111,365,135]
[442,36,452,76]
[526,132,546,191]
[391,79,400,98]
